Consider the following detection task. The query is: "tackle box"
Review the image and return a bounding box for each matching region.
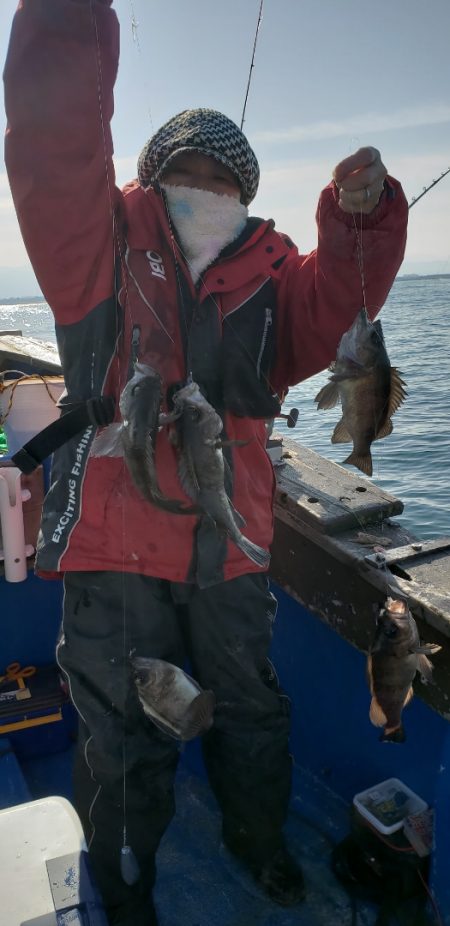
[0,662,75,759]
[353,777,428,835]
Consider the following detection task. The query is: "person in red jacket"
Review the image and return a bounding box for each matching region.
[4,3,408,925]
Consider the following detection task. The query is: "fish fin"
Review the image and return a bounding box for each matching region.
[404,685,414,706]
[179,691,216,741]
[374,418,393,441]
[387,368,408,418]
[235,534,270,569]
[92,423,124,457]
[230,503,246,528]
[315,381,341,410]
[366,654,373,692]
[417,654,434,684]
[369,697,387,727]
[178,452,200,501]
[342,450,373,476]
[414,643,442,656]
[380,725,406,744]
[331,417,352,444]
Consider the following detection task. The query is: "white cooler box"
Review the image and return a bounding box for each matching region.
[0,796,108,925]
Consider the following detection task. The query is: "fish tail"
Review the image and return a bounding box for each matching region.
[343,449,373,476]
[380,725,406,744]
[235,534,271,569]
[179,691,216,741]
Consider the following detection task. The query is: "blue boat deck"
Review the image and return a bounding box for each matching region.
[1,575,446,924]
[17,744,379,926]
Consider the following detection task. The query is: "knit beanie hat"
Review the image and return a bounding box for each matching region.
[137,108,260,206]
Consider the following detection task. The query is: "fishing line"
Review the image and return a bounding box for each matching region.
[128,0,154,133]
[240,0,264,131]
[351,208,368,314]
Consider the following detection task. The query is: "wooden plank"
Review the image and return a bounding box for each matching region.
[275,436,403,535]
[0,334,61,375]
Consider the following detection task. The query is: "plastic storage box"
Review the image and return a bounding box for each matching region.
[353,777,428,835]
[0,796,108,925]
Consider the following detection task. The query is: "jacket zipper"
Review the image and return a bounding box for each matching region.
[256,307,272,379]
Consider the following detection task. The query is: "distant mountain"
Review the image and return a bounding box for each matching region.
[397,273,450,282]
[0,295,46,304]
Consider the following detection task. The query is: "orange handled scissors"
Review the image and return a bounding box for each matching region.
[0,662,36,689]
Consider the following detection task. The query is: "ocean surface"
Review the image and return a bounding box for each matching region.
[1,275,449,541]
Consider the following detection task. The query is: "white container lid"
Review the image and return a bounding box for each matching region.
[0,796,86,925]
[353,777,428,835]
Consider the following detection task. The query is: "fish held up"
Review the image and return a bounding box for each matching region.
[315,308,407,476]
[132,656,215,741]
[172,381,270,569]
[367,597,441,743]
[120,363,195,514]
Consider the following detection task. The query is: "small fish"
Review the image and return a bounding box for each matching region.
[172,381,270,569]
[132,656,215,740]
[315,308,407,476]
[120,363,194,514]
[367,597,441,743]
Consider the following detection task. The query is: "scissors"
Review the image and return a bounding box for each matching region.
[0,662,36,689]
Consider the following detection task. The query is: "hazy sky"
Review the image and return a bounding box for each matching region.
[1,0,449,296]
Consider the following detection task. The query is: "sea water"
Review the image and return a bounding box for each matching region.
[1,275,449,540]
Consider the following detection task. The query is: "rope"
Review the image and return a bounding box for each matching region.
[0,373,60,426]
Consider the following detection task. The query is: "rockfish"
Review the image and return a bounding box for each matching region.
[172,381,270,569]
[120,363,194,514]
[315,308,407,476]
[367,597,441,743]
[132,656,215,741]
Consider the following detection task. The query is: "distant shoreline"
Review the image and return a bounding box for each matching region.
[396,273,450,282]
[1,273,450,303]
[0,295,46,304]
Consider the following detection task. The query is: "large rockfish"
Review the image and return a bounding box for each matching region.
[172,381,270,569]
[367,597,441,743]
[315,308,407,476]
[120,363,194,514]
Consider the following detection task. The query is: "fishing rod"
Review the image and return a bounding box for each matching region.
[241,0,264,131]
[408,166,450,210]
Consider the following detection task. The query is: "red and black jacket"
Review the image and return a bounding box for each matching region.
[4,0,408,585]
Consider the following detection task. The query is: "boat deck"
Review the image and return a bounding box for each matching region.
[19,746,378,926]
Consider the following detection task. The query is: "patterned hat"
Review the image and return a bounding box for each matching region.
[137,109,260,205]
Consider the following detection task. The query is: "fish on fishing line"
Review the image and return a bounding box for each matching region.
[132,656,215,741]
[367,597,441,743]
[314,307,407,476]
[172,381,270,569]
[120,362,196,514]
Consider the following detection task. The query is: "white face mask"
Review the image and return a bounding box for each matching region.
[161,183,248,283]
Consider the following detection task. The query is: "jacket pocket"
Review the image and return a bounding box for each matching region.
[221,279,281,418]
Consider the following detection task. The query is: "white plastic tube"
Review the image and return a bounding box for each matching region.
[0,467,34,582]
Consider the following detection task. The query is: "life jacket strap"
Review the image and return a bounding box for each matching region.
[11,395,116,474]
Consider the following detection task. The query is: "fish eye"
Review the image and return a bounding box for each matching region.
[189,407,201,420]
